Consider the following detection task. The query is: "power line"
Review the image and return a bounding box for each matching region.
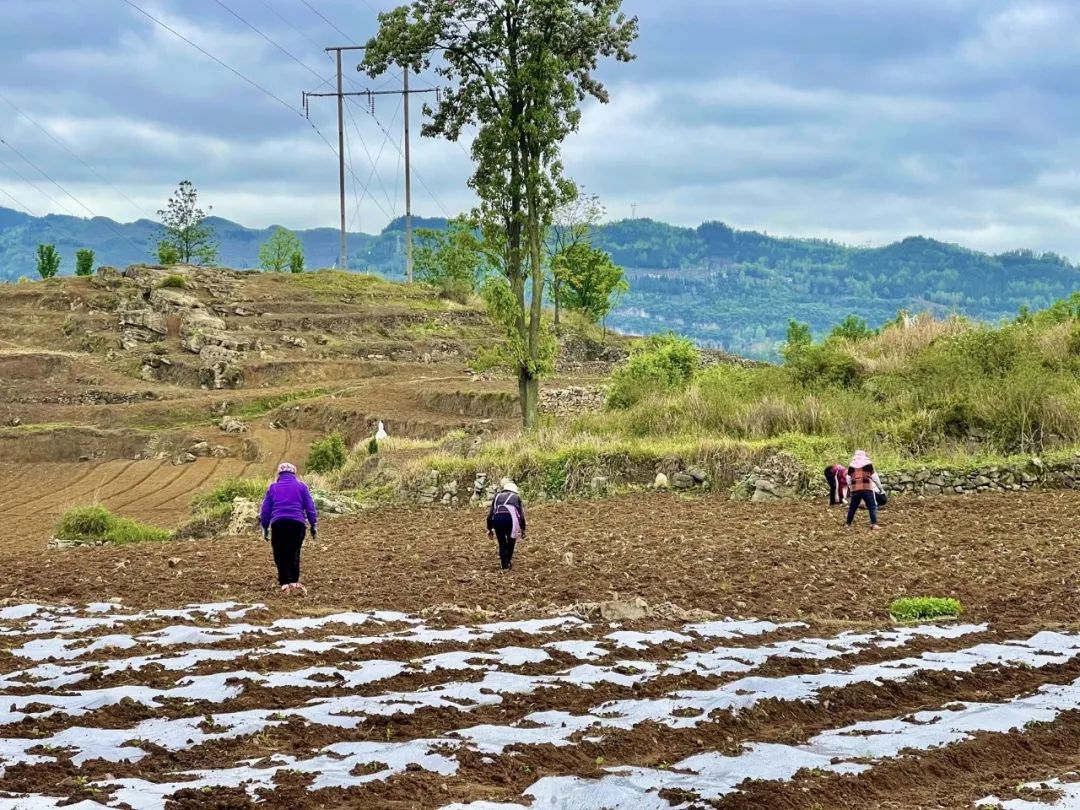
[299,0,357,44]
[0,138,150,253]
[252,0,327,54]
[364,105,452,219]
[1,137,101,220]
[345,96,398,216]
[121,0,299,116]
[0,152,79,218]
[0,184,40,217]
[0,91,148,219]
[121,0,378,216]
[211,0,326,84]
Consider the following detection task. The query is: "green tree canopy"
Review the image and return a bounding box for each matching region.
[547,188,605,326]
[157,180,218,266]
[829,314,876,342]
[559,242,628,329]
[35,243,60,279]
[414,215,487,301]
[362,0,637,427]
[74,248,95,277]
[259,227,304,273]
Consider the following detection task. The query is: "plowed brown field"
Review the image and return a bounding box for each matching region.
[1,489,1080,809]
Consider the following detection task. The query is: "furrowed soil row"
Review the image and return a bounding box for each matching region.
[0,462,118,515]
[3,604,1080,808]
[146,458,225,510]
[102,462,191,513]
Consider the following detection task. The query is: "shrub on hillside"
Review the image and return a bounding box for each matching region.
[785,342,862,389]
[307,433,348,474]
[607,333,700,410]
[55,506,171,546]
[159,274,188,290]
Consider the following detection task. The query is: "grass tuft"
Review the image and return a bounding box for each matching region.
[55,506,171,546]
[159,274,188,290]
[191,478,269,512]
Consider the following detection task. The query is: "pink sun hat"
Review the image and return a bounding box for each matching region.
[849,450,873,469]
[277,462,297,475]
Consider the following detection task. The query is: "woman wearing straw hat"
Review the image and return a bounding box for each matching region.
[487,478,527,571]
[259,462,319,593]
[846,450,881,530]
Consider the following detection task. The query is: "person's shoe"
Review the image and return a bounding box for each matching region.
[292,583,308,595]
[280,585,291,594]
[870,524,882,531]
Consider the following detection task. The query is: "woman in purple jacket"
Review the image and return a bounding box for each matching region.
[260,462,318,594]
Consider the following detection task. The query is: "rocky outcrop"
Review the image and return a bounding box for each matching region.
[227,497,260,536]
[106,265,250,389]
[198,345,245,390]
[311,490,362,515]
[118,306,167,348]
[179,311,227,353]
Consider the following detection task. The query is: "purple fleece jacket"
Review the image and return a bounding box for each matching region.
[259,472,318,530]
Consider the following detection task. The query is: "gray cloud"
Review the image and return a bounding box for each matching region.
[1,0,1078,257]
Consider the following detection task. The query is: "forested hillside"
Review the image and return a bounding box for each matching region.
[2,206,1076,358]
[596,220,1079,357]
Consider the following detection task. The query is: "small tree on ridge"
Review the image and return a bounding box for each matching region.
[36,244,61,279]
[157,180,218,266]
[75,248,95,277]
[258,226,304,273]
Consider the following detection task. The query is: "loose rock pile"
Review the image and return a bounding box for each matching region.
[731,452,807,502]
[539,386,605,415]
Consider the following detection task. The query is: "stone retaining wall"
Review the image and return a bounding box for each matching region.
[410,454,1080,506]
[879,456,1080,497]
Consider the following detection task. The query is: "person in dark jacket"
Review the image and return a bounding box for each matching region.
[845,450,881,530]
[260,462,318,593]
[487,478,526,571]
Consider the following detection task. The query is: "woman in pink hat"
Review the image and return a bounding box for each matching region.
[846,450,881,530]
[259,462,319,593]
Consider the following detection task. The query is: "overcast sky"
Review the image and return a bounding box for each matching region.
[1,0,1079,256]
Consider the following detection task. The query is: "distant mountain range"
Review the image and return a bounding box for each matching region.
[2,206,1077,358]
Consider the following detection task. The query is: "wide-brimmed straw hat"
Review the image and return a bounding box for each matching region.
[278,462,298,475]
[849,450,873,469]
[499,478,520,494]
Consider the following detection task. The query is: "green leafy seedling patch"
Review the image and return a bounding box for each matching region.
[889,596,962,622]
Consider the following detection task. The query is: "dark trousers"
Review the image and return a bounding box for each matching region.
[824,467,842,505]
[846,491,878,526]
[492,514,516,570]
[271,519,306,585]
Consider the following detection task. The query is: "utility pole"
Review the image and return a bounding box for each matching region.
[403,70,414,284]
[631,202,638,219]
[306,58,440,282]
[304,45,366,272]
[334,47,347,270]
[355,63,438,283]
